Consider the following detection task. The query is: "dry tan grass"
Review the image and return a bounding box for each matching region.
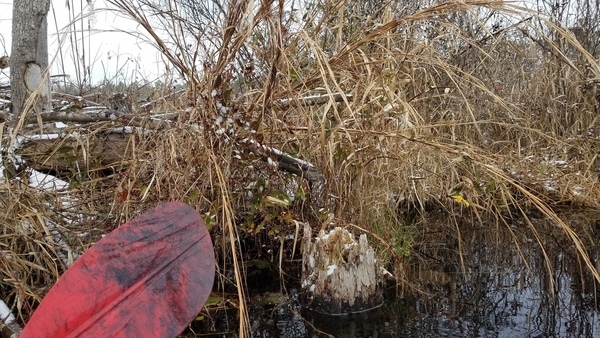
[1,0,600,334]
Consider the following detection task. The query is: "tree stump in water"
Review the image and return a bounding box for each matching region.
[301,224,383,314]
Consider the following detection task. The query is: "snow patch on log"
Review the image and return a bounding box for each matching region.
[0,299,21,336]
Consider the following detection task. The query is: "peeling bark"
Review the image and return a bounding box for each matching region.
[10,0,52,123]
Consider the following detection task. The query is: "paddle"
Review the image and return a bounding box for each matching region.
[19,202,215,338]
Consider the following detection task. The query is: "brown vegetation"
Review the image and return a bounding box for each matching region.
[1,0,599,335]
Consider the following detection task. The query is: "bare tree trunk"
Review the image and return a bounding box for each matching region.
[10,0,52,124]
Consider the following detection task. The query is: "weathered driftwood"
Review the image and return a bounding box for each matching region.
[37,109,125,123]
[15,122,322,184]
[6,88,331,182]
[240,138,325,184]
[18,132,136,173]
[276,93,353,107]
[301,224,383,314]
[0,109,114,124]
[2,87,332,182]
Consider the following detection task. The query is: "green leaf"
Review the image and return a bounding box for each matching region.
[485,181,496,193]
[56,146,74,153]
[246,259,270,270]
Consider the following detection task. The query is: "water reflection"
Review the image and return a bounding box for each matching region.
[302,211,600,337]
[191,212,600,337]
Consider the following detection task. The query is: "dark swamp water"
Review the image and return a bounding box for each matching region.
[190,210,600,337]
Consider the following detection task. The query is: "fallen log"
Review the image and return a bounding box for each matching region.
[18,131,136,173]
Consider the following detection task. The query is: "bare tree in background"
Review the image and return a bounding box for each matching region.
[10,0,52,124]
[535,0,600,56]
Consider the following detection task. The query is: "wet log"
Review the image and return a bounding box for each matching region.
[301,224,383,314]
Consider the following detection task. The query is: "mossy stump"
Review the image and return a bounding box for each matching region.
[301,224,383,314]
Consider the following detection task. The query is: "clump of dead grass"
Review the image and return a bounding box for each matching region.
[2,0,600,334]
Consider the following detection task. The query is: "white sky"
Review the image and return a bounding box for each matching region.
[0,0,166,86]
[0,1,575,89]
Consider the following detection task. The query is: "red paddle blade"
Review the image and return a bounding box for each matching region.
[20,202,215,338]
